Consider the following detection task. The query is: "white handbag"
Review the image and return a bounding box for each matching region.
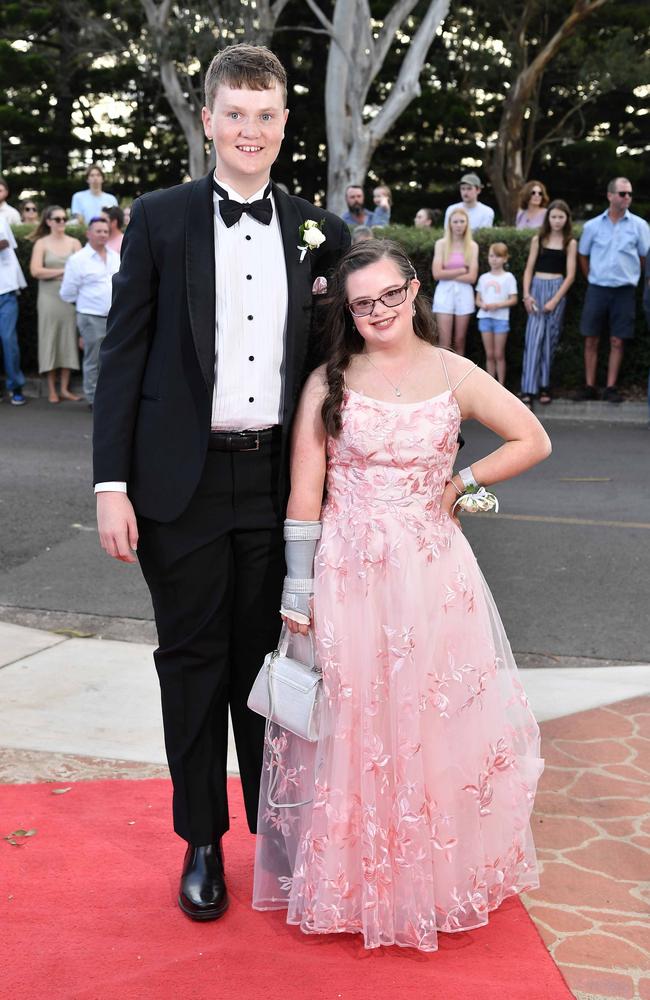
[248,625,322,743]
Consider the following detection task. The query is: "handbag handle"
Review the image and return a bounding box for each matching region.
[277,621,319,673]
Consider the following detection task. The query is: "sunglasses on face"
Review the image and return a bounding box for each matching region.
[348,280,411,318]
[614,191,632,197]
[530,189,543,195]
[24,205,38,212]
[50,216,67,222]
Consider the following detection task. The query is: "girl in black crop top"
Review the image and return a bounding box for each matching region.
[520,200,577,406]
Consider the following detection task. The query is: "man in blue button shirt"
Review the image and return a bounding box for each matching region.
[577,177,650,402]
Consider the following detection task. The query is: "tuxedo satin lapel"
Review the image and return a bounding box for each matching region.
[186,173,216,392]
[273,185,314,411]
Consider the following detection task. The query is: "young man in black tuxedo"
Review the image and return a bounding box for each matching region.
[93,44,350,921]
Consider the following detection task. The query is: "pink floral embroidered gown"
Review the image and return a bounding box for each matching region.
[253,355,543,952]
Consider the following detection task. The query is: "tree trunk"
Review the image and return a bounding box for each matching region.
[158,59,208,179]
[318,0,450,215]
[487,0,609,223]
[140,0,291,180]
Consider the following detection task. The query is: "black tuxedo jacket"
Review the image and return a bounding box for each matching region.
[92,174,351,522]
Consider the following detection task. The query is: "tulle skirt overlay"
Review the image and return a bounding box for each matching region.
[253,389,543,952]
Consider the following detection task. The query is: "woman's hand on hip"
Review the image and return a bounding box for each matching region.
[440,481,463,531]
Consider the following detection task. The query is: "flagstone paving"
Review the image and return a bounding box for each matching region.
[523,695,650,1000]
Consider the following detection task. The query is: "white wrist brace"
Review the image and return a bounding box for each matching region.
[281,519,322,625]
[458,466,479,489]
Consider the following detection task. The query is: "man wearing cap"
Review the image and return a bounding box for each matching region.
[444,173,495,231]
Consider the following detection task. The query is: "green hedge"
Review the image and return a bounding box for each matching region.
[373,225,649,392]
[11,223,649,391]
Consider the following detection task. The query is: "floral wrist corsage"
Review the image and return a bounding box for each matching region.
[452,484,499,514]
[298,219,326,262]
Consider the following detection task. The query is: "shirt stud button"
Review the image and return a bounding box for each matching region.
[249,355,254,361]
[246,274,252,280]
[245,235,252,241]
[249,396,254,403]
[247,315,253,320]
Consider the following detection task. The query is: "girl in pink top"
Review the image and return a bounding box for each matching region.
[431,208,479,356]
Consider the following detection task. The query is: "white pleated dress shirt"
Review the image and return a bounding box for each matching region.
[95,174,289,494]
[210,178,288,430]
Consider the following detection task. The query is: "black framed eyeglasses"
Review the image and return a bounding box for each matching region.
[348,279,411,318]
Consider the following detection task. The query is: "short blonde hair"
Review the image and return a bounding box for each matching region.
[204,44,287,109]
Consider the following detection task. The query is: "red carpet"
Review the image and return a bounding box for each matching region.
[1,778,571,1000]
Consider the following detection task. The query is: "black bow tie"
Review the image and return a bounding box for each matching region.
[213,179,273,228]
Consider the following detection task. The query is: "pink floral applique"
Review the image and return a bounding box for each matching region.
[254,382,543,953]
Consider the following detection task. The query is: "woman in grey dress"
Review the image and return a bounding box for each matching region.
[29,206,82,403]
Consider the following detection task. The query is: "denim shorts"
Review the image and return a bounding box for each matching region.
[580,284,636,340]
[478,317,510,334]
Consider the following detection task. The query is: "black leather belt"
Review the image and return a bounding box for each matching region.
[208,427,280,452]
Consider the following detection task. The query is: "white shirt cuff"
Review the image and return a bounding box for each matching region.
[94,482,127,493]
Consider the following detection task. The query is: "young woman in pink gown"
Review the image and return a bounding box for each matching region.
[253,240,552,952]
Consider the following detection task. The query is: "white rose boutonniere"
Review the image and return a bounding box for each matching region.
[298,219,326,262]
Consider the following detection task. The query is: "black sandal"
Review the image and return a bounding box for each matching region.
[539,388,552,405]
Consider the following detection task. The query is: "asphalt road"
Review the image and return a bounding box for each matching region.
[1,397,649,663]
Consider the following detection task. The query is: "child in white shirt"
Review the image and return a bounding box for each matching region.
[475,242,518,384]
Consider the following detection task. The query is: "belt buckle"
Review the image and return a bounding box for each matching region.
[240,431,259,452]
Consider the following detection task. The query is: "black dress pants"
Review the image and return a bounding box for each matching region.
[136,434,285,845]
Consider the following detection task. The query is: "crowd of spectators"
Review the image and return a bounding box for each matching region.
[0,165,128,408]
[0,166,648,412]
[344,172,649,408]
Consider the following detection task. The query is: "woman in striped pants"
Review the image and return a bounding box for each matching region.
[520,200,577,406]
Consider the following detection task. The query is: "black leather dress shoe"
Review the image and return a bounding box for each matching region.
[178,842,229,921]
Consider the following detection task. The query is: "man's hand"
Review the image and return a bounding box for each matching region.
[97,492,139,563]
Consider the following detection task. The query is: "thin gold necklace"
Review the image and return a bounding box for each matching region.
[363,348,417,397]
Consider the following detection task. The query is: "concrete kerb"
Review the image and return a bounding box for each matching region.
[532,398,648,425]
[13,376,649,425]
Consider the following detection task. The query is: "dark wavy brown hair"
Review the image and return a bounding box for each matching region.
[320,239,437,437]
[519,179,549,210]
[538,199,574,248]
